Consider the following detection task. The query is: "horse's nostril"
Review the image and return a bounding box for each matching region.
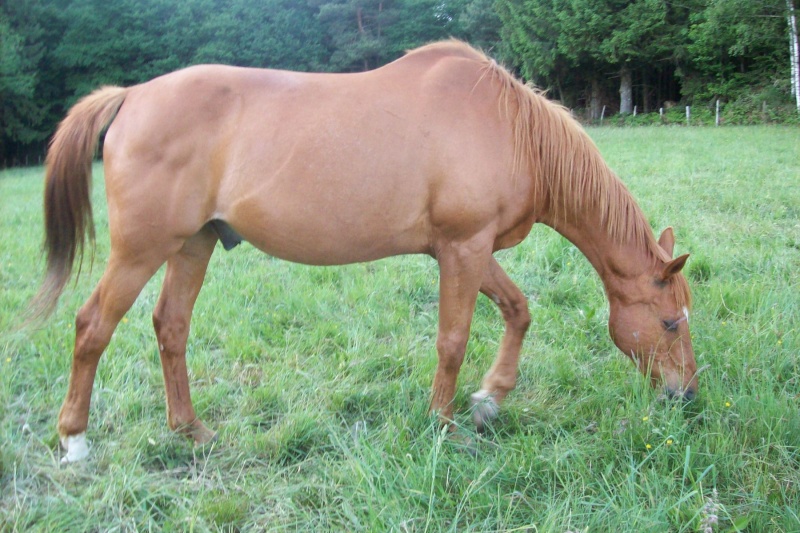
[683,388,697,402]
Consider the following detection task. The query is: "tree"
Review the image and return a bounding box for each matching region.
[498,0,696,117]
[382,0,459,58]
[789,0,800,113]
[563,0,687,115]
[314,0,398,71]
[0,3,48,163]
[188,0,327,70]
[313,0,458,72]
[497,0,589,105]
[456,0,503,54]
[686,0,788,102]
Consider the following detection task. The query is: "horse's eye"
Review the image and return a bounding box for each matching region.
[662,319,679,332]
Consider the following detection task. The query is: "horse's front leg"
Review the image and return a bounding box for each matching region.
[430,237,493,429]
[152,227,218,445]
[471,256,531,432]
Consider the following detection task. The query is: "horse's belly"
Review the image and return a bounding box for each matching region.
[240,227,430,265]
[226,202,431,266]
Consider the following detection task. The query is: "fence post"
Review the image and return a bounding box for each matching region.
[600,105,606,124]
[716,100,720,126]
[686,106,691,126]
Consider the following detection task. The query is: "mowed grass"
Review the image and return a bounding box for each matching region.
[1,126,798,531]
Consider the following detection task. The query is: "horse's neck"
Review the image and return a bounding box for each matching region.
[539,185,652,295]
[525,106,657,292]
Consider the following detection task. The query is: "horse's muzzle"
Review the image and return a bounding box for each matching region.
[667,386,697,402]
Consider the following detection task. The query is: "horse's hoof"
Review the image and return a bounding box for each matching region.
[60,432,90,464]
[195,430,219,447]
[174,418,217,445]
[190,422,217,445]
[452,432,479,457]
[470,389,499,433]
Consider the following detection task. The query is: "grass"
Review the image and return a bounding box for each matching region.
[1,126,799,531]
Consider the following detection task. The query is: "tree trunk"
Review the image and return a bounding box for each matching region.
[619,65,633,115]
[788,0,800,113]
[377,2,383,38]
[590,78,602,120]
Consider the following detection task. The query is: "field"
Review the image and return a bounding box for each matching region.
[1,126,798,532]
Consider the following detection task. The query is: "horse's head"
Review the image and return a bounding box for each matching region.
[607,228,698,400]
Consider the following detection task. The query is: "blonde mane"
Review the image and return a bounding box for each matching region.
[426,42,692,308]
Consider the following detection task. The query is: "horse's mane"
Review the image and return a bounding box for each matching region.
[409,41,691,308]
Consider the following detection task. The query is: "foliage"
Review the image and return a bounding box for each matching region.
[496,0,796,117]
[594,89,800,126]
[497,0,694,113]
[456,0,503,53]
[0,4,47,155]
[1,127,799,530]
[685,0,789,102]
[0,0,797,165]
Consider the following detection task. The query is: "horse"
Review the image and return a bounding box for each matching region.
[33,40,697,463]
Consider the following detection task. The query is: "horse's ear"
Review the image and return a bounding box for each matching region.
[661,253,689,281]
[658,227,675,257]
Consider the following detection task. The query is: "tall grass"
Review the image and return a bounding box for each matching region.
[1,126,798,531]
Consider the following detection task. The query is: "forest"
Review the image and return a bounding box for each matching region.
[2,0,798,165]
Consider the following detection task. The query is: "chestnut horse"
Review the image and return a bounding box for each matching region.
[34,41,697,463]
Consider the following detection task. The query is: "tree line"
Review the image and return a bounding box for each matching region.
[2,0,798,165]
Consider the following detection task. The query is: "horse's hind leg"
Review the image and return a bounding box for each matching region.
[471,256,530,432]
[58,252,168,462]
[151,226,217,444]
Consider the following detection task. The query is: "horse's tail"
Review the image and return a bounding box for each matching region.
[30,86,129,320]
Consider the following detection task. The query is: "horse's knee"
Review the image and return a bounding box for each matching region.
[72,303,109,360]
[511,301,531,331]
[436,331,468,370]
[152,308,188,353]
[499,296,530,332]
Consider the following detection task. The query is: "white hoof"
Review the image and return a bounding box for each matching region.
[60,433,90,463]
[470,389,499,430]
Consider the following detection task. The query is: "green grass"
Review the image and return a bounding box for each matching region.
[1,126,799,531]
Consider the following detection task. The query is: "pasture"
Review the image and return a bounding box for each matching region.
[1,126,798,531]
